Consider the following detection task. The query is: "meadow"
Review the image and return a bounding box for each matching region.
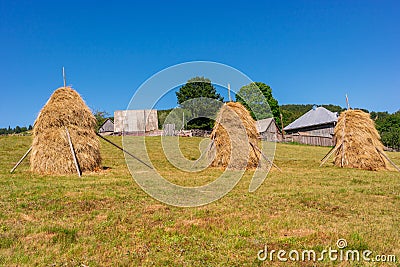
[0,135,399,266]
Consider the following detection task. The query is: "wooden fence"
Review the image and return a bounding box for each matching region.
[283,134,334,147]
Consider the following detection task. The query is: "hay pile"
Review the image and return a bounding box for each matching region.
[209,102,260,169]
[30,87,101,174]
[333,109,387,171]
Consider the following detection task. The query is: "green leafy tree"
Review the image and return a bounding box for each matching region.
[176,77,223,130]
[236,82,281,127]
[374,110,400,150]
[157,109,172,129]
[93,110,110,131]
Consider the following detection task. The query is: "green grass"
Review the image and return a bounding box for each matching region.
[0,135,399,266]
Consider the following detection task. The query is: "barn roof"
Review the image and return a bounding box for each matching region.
[284,107,338,131]
[256,118,278,133]
[98,118,114,132]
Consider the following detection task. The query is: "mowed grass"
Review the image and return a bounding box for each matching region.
[0,135,399,266]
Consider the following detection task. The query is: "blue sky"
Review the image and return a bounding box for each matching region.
[0,0,399,127]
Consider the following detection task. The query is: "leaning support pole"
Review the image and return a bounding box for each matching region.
[96,133,153,169]
[341,113,346,167]
[192,139,214,168]
[65,127,82,177]
[376,148,400,172]
[320,143,342,167]
[250,142,282,172]
[10,146,32,173]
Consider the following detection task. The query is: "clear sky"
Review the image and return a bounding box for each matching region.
[1,0,399,128]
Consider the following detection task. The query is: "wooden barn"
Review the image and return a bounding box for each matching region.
[98,118,114,135]
[256,118,282,142]
[283,106,338,146]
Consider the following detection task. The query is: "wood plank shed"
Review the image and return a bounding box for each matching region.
[256,118,282,142]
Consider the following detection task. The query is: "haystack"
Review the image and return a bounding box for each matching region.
[30,87,101,174]
[209,102,261,169]
[333,109,387,171]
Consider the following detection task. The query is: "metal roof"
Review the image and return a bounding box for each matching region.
[283,107,338,131]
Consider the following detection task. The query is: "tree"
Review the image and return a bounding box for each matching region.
[176,77,224,130]
[236,82,281,127]
[93,110,109,131]
[374,110,400,150]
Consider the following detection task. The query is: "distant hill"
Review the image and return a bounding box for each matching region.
[280,104,345,127]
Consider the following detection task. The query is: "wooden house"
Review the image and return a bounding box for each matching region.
[283,106,338,146]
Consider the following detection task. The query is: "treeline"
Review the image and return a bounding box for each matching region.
[0,125,33,135]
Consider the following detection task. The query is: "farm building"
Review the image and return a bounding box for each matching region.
[283,106,338,146]
[256,118,282,142]
[98,118,114,135]
[114,110,158,134]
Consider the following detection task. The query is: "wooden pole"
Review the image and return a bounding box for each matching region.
[10,146,32,173]
[341,113,346,167]
[192,139,214,168]
[65,127,82,177]
[96,132,153,169]
[250,142,282,172]
[346,94,350,110]
[228,83,231,102]
[62,67,66,88]
[320,143,342,167]
[376,148,400,172]
[182,112,185,131]
[280,113,284,140]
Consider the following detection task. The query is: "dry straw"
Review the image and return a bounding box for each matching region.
[333,109,387,171]
[209,102,261,169]
[30,87,101,174]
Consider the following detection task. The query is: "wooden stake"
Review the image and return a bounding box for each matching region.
[341,113,346,167]
[346,94,350,110]
[280,113,284,140]
[250,142,282,172]
[65,127,82,177]
[376,148,400,172]
[182,112,185,131]
[228,83,231,102]
[96,132,153,169]
[320,143,342,167]
[10,146,32,173]
[192,139,214,168]
[62,67,66,88]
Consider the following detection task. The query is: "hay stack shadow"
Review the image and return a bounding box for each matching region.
[30,87,101,174]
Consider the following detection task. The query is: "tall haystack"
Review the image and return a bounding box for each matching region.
[333,109,387,171]
[30,87,101,174]
[209,102,261,169]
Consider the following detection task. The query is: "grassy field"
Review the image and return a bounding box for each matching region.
[0,135,399,266]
